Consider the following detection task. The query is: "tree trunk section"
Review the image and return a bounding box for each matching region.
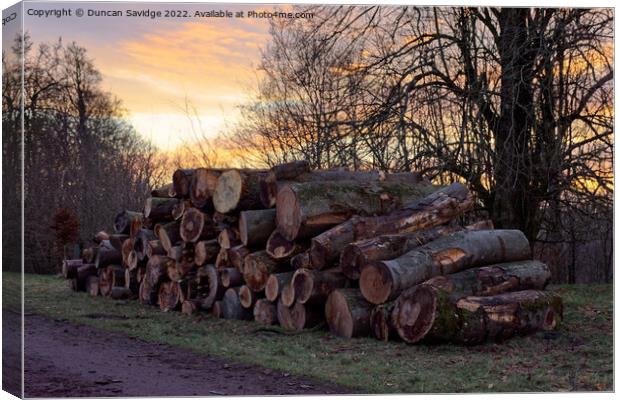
[239,209,276,247]
[228,245,251,273]
[134,229,156,261]
[265,271,295,302]
[114,210,143,234]
[195,239,220,266]
[172,169,194,198]
[280,282,296,307]
[158,281,182,311]
[190,168,222,209]
[213,169,268,214]
[155,221,182,252]
[291,251,311,270]
[151,183,175,198]
[144,197,180,222]
[221,287,254,320]
[180,208,216,242]
[370,302,396,341]
[86,275,99,296]
[325,289,374,338]
[202,265,226,309]
[182,300,200,315]
[221,268,244,288]
[95,242,122,270]
[292,268,348,305]
[242,250,290,291]
[277,301,323,331]
[239,285,264,309]
[217,227,241,249]
[265,230,306,259]
[253,299,278,325]
[62,259,82,279]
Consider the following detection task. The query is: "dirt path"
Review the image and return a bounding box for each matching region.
[13,312,349,397]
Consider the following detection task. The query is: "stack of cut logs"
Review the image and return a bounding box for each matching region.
[62,160,563,344]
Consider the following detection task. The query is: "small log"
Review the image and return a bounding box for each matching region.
[62,259,83,279]
[239,209,276,247]
[370,302,396,341]
[280,282,296,307]
[215,247,231,270]
[202,265,226,309]
[134,229,156,260]
[221,287,254,320]
[265,230,306,259]
[151,183,174,198]
[145,240,166,258]
[325,288,374,338]
[180,208,216,242]
[290,251,311,269]
[217,227,241,249]
[155,220,182,252]
[254,299,278,325]
[228,245,251,273]
[86,275,99,296]
[213,169,269,214]
[292,268,348,305]
[243,250,290,291]
[158,281,182,311]
[340,225,463,280]
[277,300,323,331]
[182,300,200,315]
[195,239,220,266]
[221,268,244,288]
[239,285,264,309]
[172,169,194,198]
[113,210,143,234]
[95,241,122,270]
[110,287,134,300]
[190,167,222,209]
[359,229,531,304]
[265,271,295,302]
[144,197,180,222]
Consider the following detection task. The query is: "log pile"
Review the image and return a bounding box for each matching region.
[62,160,562,345]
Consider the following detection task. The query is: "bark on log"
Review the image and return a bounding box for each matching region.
[370,302,396,341]
[243,250,290,291]
[213,169,269,214]
[276,180,436,241]
[158,281,182,311]
[325,288,374,338]
[292,268,348,305]
[190,168,222,209]
[221,268,244,288]
[360,229,531,304]
[110,287,134,300]
[144,197,180,222]
[239,209,277,247]
[134,229,156,261]
[265,230,306,259]
[202,265,226,309]
[180,208,216,242]
[182,300,200,315]
[221,287,254,320]
[394,287,562,344]
[127,250,139,271]
[62,259,82,279]
[86,275,99,296]
[277,300,323,331]
[113,211,143,234]
[239,285,264,309]
[228,245,251,273]
[340,225,463,280]
[172,169,194,198]
[155,221,182,252]
[73,264,97,292]
[253,299,278,325]
[195,239,220,266]
[217,227,241,249]
[95,242,122,270]
[265,272,295,302]
[151,183,175,198]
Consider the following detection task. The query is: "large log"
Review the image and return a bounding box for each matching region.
[124,268,140,294]
[62,259,83,279]
[213,169,269,214]
[221,287,254,320]
[215,247,231,270]
[201,265,226,309]
[276,180,436,241]
[391,260,552,343]
[172,169,194,198]
[155,220,182,252]
[265,230,306,259]
[139,279,158,305]
[253,299,278,325]
[158,281,182,311]
[265,271,295,302]
[325,288,374,338]
[189,168,222,209]
[228,245,251,273]
[239,285,264,309]
[370,302,396,341]
[340,225,463,280]
[195,239,220,266]
[144,255,173,287]
[180,208,216,242]
[113,210,143,234]
[359,229,531,304]
[82,246,97,264]
[144,197,180,222]
[242,250,290,291]
[292,268,348,305]
[121,238,134,268]
[309,183,472,270]
[221,268,244,288]
[395,288,562,344]
[95,241,122,270]
[93,231,110,244]
[238,209,276,247]
[212,301,223,318]
[277,300,323,331]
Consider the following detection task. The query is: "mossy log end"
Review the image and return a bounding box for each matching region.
[253,299,278,325]
[360,229,531,304]
[213,169,268,214]
[239,209,276,247]
[292,268,348,305]
[265,271,295,302]
[243,250,290,291]
[325,288,374,338]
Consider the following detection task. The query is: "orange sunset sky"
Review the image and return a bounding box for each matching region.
[18,1,295,149]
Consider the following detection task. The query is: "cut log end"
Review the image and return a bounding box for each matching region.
[392,285,437,344]
[266,230,300,259]
[292,269,313,304]
[213,170,243,214]
[254,299,277,325]
[325,290,354,338]
[359,262,393,305]
[370,304,393,341]
[275,186,301,241]
[280,282,295,307]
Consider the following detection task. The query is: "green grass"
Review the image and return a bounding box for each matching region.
[3,272,613,393]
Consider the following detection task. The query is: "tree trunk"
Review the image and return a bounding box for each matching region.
[113,210,143,234]
[155,220,182,252]
[370,302,396,341]
[213,169,269,213]
[195,239,220,266]
[221,287,254,320]
[221,268,244,288]
[340,225,464,280]
[265,271,295,302]
[93,231,110,244]
[239,209,276,247]
[121,238,134,268]
[158,281,182,311]
[228,245,251,273]
[325,288,374,338]
[360,229,531,304]
[172,169,194,198]
[190,168,223,209]
[144,197,180,222]
[180,208,216,242]
[253,299,278,325]
[276,180,437,241]
[239,285,264,309]
[277,300,323,331]
[62,259,82,279]
[139,279,158,305]
[243,250,290,291]
[75,264,97,291]
[98,264,123,297]
[145,255,173,287]
[292,268,348,305]
[266,230,306,259]
[212,301,223,318]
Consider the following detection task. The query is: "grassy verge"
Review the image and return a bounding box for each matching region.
[3,272,613,393]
